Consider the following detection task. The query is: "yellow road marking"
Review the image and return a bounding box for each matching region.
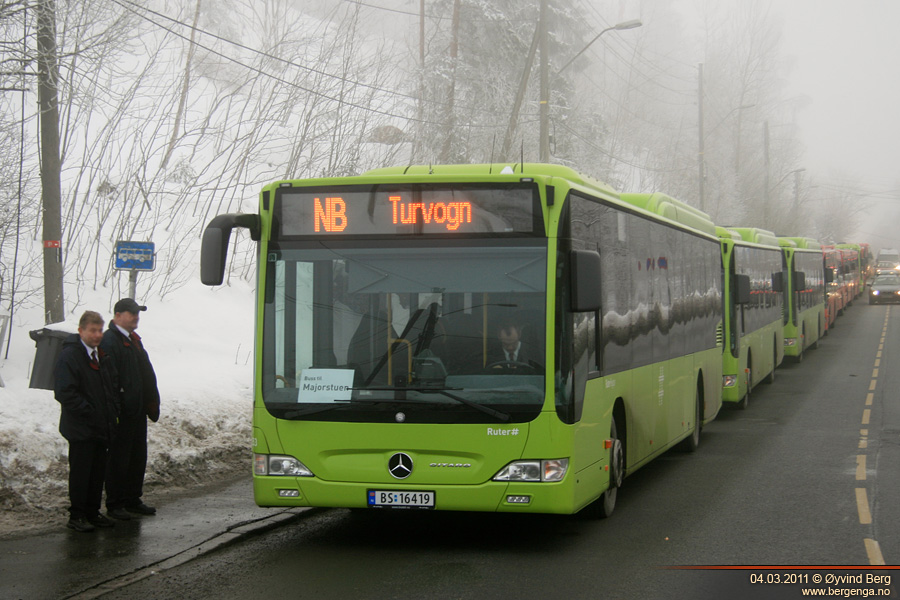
[861,429,869,436]
[862,409,871,425]
[872,368,879,378]
[869,379,877,391]
[856,488,872,524]
[866,393,874,406]
[856,455,866,480]
[859,439,867,449]
[865,539,886,565]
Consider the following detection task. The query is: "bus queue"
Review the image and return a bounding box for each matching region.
[200,162,877,518]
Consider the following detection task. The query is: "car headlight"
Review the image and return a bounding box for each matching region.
[493,459,568,482]
[255,453,315,477]
[873,290,881,296]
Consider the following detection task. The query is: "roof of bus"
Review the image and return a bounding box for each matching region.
[715,226,742,241]
[723,227,780,247]
[362,163,620,195]
[778,236,822,250]
[361,163,717,236]
[618,192,716,236]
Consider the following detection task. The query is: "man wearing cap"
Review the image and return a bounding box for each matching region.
[101,298,161,520]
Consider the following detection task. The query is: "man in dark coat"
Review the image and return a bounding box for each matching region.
[54,310,119,532]
[101,298,160,520]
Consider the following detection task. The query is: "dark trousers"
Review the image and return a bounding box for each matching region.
[68,440,108,518]
[105,415,148,510]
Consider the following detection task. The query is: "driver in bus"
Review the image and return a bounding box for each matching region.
[493,319,538,366]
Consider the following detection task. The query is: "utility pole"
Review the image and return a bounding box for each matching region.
[413,0,425,161]
[36,0,64,324]
[439,0,460,162]
[501,26,539,160]
[697,63,705,213]
[763,121,770,229]
[538,0,549,162]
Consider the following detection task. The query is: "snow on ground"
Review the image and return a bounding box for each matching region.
[0,279,256,537]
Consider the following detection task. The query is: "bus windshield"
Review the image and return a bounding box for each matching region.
[261,241,547,423]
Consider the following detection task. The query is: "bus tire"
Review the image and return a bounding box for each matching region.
[762,346,776,385]
[738,356,751,410]
[680,385,702,452]
[586,418,623,519]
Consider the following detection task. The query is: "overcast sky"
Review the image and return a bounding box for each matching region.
[775,0,900,247]
[778,1,900,193]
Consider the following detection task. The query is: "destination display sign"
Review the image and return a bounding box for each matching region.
[276,183,541,237]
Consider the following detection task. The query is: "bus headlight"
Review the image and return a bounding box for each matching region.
[723,375,737,387]
[255,453,314,477]
[784,338,797,347]
[493,459,568,482]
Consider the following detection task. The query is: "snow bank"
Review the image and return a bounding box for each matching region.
[0,280,256,536]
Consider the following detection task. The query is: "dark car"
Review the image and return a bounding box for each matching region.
[874,260,900,276]
[869,274,900,304]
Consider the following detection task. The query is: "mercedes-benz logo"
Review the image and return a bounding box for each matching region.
[388,452,413,479]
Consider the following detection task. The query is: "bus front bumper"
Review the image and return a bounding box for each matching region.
[253,474,580,514]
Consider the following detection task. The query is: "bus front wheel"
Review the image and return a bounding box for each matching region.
[587,418,623,519]
[680,387,702,452]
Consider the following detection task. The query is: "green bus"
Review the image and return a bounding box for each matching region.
[717,227,784,408]
[200,163,723,517]
[778,237,826,361]
[836,242,867,297]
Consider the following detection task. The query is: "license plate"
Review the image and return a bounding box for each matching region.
[367,490,435,509]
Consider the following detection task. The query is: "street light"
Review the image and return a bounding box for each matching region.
[554,19,643,78]
[539,17,643,161]
[771,167,806,192]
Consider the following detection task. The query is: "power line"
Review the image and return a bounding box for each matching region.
[340,0,535,23]
[114,0,521,125]
[558,121,692,174]
[111,0,434,125]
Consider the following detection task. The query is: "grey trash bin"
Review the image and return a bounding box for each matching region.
[29,327,71,390]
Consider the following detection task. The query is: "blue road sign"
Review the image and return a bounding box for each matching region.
[114,241,155,271]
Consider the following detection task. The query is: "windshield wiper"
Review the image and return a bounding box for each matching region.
[361,386,510,422]
[282,399,384,418]
[284,389,512,422]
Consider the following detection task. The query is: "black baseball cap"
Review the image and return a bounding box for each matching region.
[114,298,147,314]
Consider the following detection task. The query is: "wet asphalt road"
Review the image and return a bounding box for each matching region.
[3,302,900,600]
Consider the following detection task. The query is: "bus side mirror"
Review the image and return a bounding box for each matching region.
[734,274,751,304]
[570,250,601,312]
[772,271,784,293]
[201,213,261,286]
[824,269,834,284]
[793,271,806,292]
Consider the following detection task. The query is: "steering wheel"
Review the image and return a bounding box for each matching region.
[483,360,538,374]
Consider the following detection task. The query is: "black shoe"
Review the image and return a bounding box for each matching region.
[87,513,115,528]
[66,517,95,532]
[125,502,156,515]
[107,508,132,520]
